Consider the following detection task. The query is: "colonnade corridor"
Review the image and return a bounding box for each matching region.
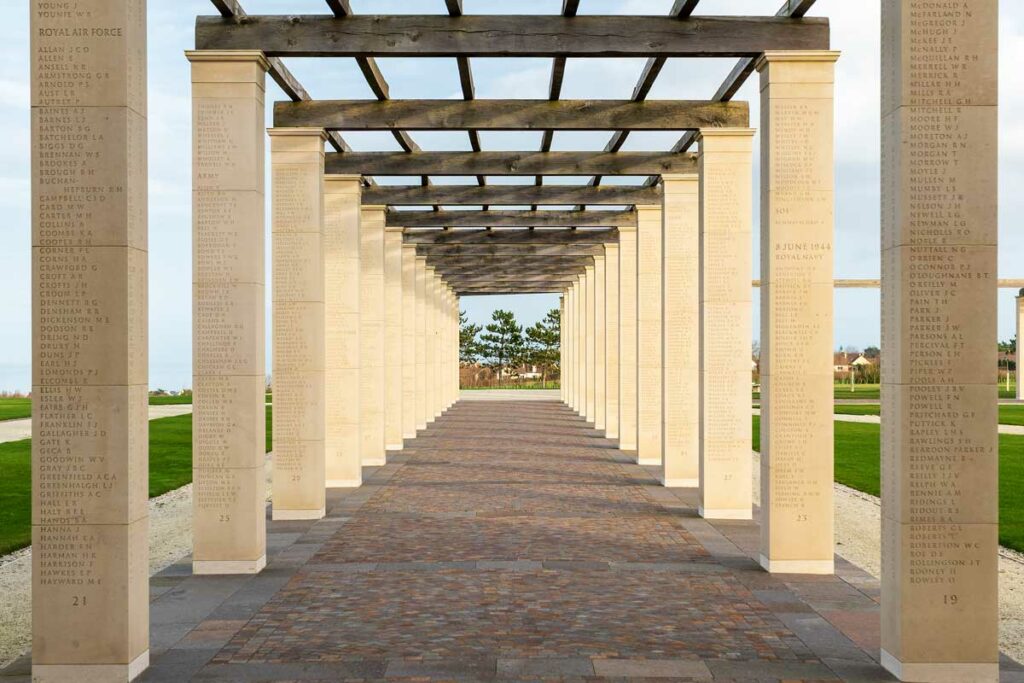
[134,397,899,682]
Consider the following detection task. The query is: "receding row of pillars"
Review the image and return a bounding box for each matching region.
[28,0,999,678]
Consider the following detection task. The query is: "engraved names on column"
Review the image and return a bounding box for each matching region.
[698,129,755,520]
[880,2,998,679]
[360,206,386,464]
[31,1,149,678]
[594,254,607,432]
[384,226,404,450]
[619,225,639,451]
[415,257,428,430]
[605,243,621,441]
[402,245,418,439]
[637,205,664,466]
[585,264,596,421]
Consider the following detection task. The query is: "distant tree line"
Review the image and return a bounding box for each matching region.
[460,308,561,387]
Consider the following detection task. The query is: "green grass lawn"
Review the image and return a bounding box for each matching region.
[752,415,1024,553]
[0,406,273,556]
[462,383,561,390]
[0,398,31,421]
[833,403,1024,426]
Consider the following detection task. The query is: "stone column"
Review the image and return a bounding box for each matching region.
[661,175,700,487]
[188,52,269,575]
[1017,293,1024,401]
[323,175,362,487]
[270,128,327,521]
[698,128,755,520]
[415,257,428,430]
[578,273,588,417]
[425,266,438,422]
[360,206,386,465]
[585,264,597,420]
[560,294,567,403]
[566,285,575,408]
[637,205,664,466]
[605,244,620,441]
[618,223,639,451]
[880,2,998,679]
[384,225,404,451]
[594,254,607,432]
[757,52,840,573]
[435,277,445,415]
[402,245,418,439]
[447,287,457,407]
[31,1,149,677]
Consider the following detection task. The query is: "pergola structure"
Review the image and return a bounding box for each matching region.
[28,1,998,681]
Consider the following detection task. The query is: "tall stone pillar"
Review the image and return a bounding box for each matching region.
[31,2,149,678]
[585,264,597,420]
[594,254,607,431]
[1017,293,1024,401]
[402,245,418,439]
[384,226,404,451]
[661,175,700,487]
[188,52,268,575]
[447,287,457,407]
[560,294,567,403]
[880,2,998,679]
[578,273,588,417]
[270,128,327,520]
[757,52,839,573]
[698,128,755,520]
[566,285,575,408]
[425,267,438,422]
[605,243,621,441]
[415,257,428,430]
[637,206,664,466]
[618,223,639,451]
[359,206,386,465]
[323,176,362,488]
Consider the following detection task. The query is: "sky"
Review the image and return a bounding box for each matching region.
[2,1,1022,390]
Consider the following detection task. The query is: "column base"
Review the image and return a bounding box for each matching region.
[194,555,266,575]
[272,507,325,521]
[662,477,698,488]
[416,422,427,431]
[698,506,752,520]
[637,458,661,466]
[758,554,833,575]
[363,458,387,466]
[403,431,417,439]
[386,443,404,451]
[326,479,361,488]
[33,650,150,683]
[880,650,998,683]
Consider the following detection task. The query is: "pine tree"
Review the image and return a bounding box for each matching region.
[525,308,561,388]
[479,309,524,386]
[459,310,483,364]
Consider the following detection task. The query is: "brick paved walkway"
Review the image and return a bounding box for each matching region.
[7,400,1021,681]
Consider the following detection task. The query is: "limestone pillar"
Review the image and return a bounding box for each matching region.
[402,245,418,439]
[31,1,149,677]
[425,267,438,422]
[323,175,362,487]
[618,223,639,451]
[578,273,588,417]
[661,175,700,487]
[415,257,428,430]
[880,2,998,678]
[605,244,620,441]
[270,128,327,521]
[566,286,575,408]
[698,128,755,520]
[560,294,567,403]
[187,52,269,575]
[359,206,386,465]
[585,264,597,420]
[637,205,664,466]
[384,226,404,451]
[447,287,457,407]
[1017,293,1024,401]
[594,254,607,431]
[757,52,839,573]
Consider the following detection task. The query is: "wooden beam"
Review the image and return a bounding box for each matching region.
[325,0,351,17]
[445,0,463,16]
[363,184,661,206]
[273,99,749,131]
[429,257,594,268]
[195,15,830,58]
[390,209,633,228]
[326,151,697,176]
[403,228,617,245]
[457,288,565,295]
[416,244,606,257]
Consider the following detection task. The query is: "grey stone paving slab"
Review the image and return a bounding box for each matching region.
[821,657,899,683]
[138,648,221,682]
[776,613,874,662]
[592,658,712,678]
[706,659,840,679]
[150,576,251,626]
[385,657,497,678]
[194,661,388,680]
[497,657,595,676]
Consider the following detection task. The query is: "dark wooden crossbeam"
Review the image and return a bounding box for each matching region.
[195,15,830,58]
[457,287,566,295]
[389,210,634,228]
[427,256,595,268]
[326,151,697,176]
[403,228,617,246]
[274,99,748,131]
[445,276,583,286]
[416,244,606,257]
[363,184,660,206]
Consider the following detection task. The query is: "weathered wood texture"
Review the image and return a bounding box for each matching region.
[326,151,697,176]
[388,210,634,228]
[195,15,829,57]
[403,229,618,245]
[364,184,660,206]
[416,244,606,257]
[274,99,749,130]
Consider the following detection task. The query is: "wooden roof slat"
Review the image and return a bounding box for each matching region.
[325,0,351,17]
[415,244,606,257]
[326,151,697,176]
[403,228,618,245]
[390,210,634,228]
[195,15,831,58]
[363,184,661,206]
